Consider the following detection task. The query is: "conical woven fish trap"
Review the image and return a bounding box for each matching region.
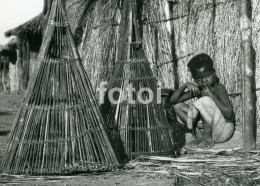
[0,0,118,175]
[102,45,175,161]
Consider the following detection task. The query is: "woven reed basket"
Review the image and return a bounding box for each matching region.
[101,46,176,162]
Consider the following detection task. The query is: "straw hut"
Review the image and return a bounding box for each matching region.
[5,14,42,93]
[0,46,10,93]
[4,0,260,149]
[6,38,19,94]
[0,38,19,94]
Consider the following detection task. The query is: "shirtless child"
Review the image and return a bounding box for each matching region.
[170,53,235,149]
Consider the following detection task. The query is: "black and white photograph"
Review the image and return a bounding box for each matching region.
[0,0,259,185]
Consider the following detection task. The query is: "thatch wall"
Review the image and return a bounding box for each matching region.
[0,56,10,93]
[0,40,18,94]
[132,0,259,126]
[5,0,260,125]
[29,51,38,78]
[77,0,119,91]
[142,0,175,88]
[213,0,242,123]
[130,0,246,124]
[166,0,243,123]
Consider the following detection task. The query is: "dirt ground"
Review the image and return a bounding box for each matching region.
[0,94,259,186]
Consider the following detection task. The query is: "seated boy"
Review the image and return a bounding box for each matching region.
[170,53,235,149]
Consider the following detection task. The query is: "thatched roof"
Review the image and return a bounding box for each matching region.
[5,14,43,52]
[6,38,18,50]
[0,47,9,57]
[4,0,96,50]
[5,14,43,40]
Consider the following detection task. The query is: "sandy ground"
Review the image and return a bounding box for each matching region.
[0,94,259,185]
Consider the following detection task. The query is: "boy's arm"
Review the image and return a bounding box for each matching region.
[170,82,199,104]
[202,85,233,120]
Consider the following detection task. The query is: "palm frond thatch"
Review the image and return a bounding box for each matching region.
[5,14,43,40]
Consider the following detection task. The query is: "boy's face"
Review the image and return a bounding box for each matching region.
[192,67,216,88]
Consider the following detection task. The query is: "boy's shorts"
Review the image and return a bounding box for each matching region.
[189,96,235,143]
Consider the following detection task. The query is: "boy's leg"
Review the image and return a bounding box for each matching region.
[188,116,204,146]
[213,122,235,143]
[174,103,203,146]
[197,117,215,149]
[174,103,199,127]
[192,96,235,148]
[174,103,189,124]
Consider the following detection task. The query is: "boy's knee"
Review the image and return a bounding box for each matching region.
[174,103,185,113]
[198,96,212,102]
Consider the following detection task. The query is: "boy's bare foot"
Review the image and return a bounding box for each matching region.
[187,138,203,147]
[197,140,215,149]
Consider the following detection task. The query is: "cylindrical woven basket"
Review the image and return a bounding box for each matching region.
[102,47,176,162]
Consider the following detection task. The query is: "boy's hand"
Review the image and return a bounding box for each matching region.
[185,82,200,97]
[201,86,213,97]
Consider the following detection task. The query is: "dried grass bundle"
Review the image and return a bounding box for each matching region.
[214,0,242,123]
[0,0,118,175]
[173,0,215,86]
[142,0,176,88]
[79,0,119,93]
[142,0,259,126]
[129,149,260,185]
[66,0,90,32]
[170,0,243,123]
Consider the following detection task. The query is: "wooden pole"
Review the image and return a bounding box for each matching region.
[2,57,6,94]
[42,0,53,37]
[168,1,179,89]
[21,40,29,92]
[240,0,256,151]
[22,40,30,90]
[154,29,159,77]
[17,41,23,94]
[116,0,133,61]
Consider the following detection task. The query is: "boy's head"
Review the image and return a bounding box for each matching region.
[187,53,216,88]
